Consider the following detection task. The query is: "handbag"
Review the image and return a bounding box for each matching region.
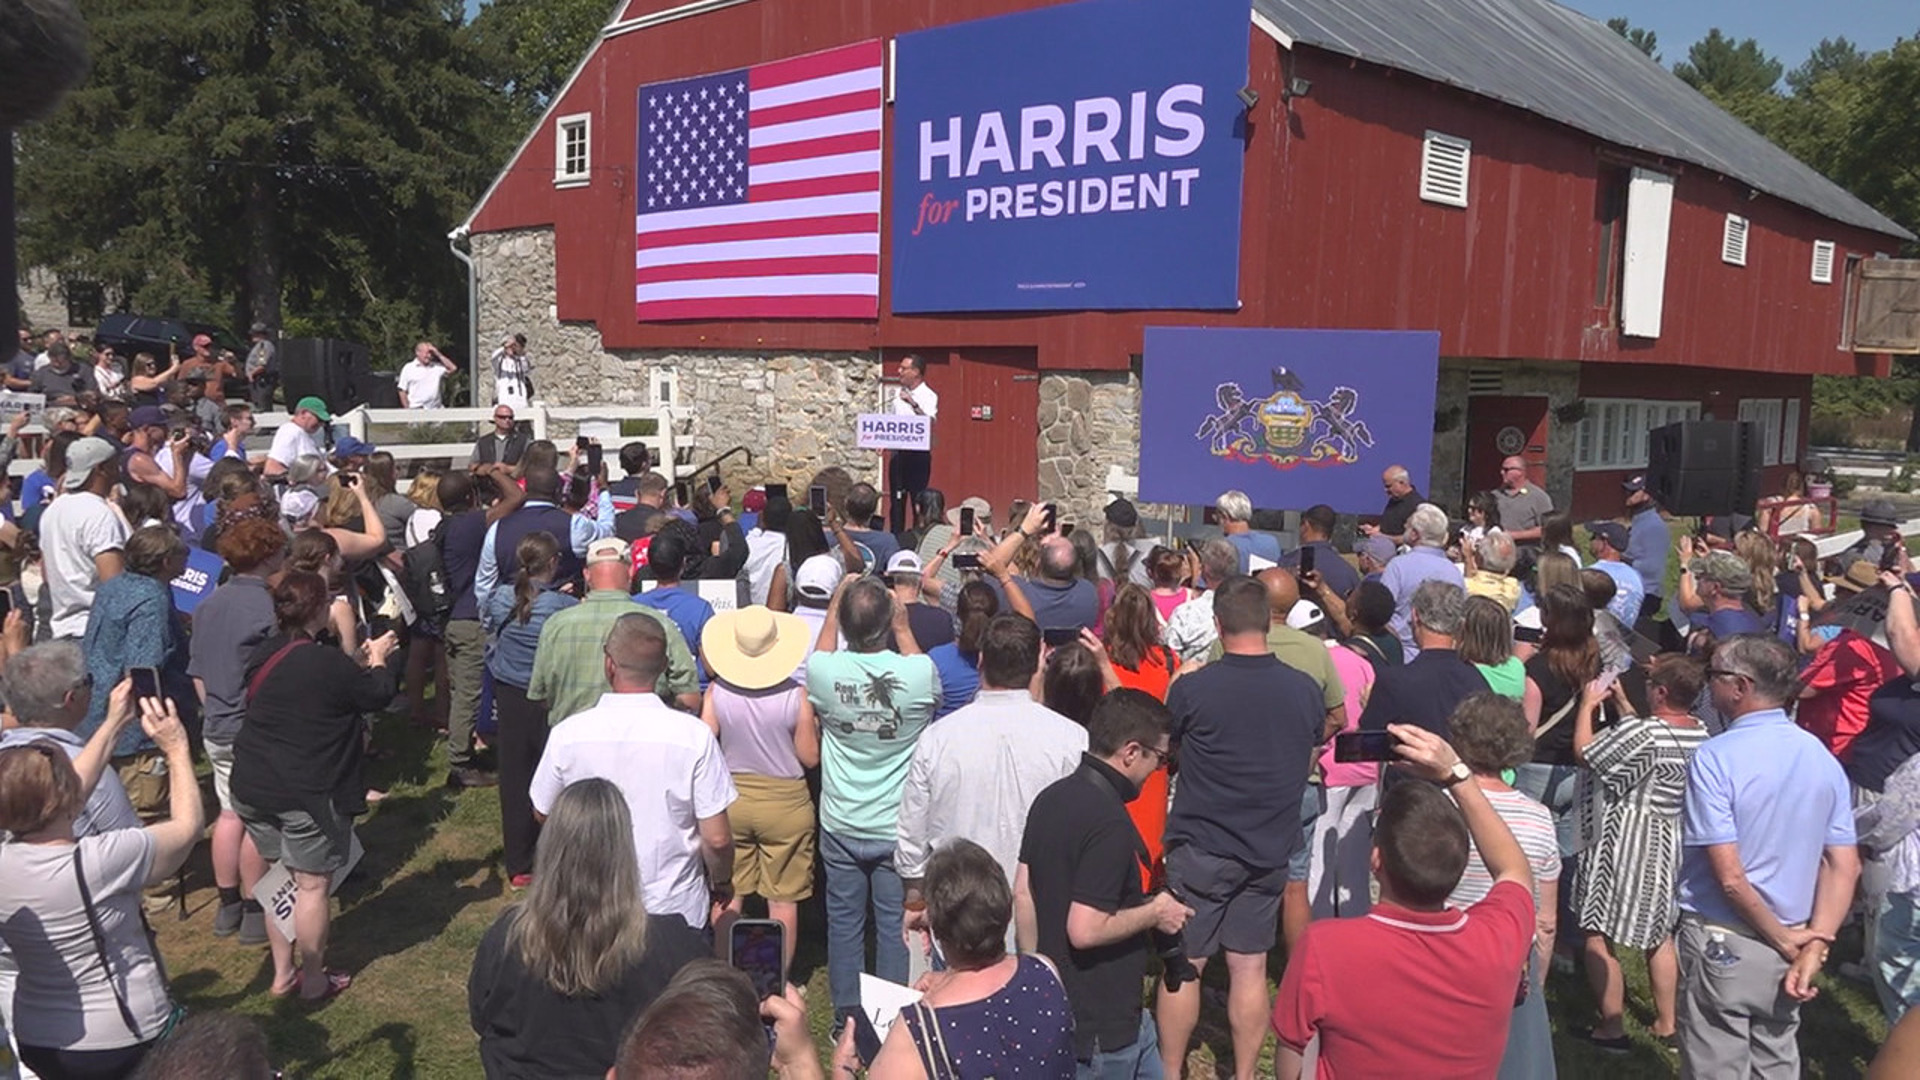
[73,844,182,1044]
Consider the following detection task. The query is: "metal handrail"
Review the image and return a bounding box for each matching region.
[684,444,755,480]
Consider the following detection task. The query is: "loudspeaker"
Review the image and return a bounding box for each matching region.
[360,372,401,410]
[279,338,371,414]
[1646,420,1760,517]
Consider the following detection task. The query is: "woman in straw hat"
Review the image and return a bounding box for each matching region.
[699,605,819,968]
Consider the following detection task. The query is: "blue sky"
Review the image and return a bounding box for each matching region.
[1560,0,1915,68]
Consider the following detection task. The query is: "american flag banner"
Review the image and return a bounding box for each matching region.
[635,41,884,321]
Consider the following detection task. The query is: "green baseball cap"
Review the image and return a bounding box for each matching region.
[294,396,331,422]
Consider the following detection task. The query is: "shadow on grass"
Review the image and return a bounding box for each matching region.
[331,852,500,971]
[265,1011,420,1079]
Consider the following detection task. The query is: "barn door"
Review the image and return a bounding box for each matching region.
[1465,396,1549,502]
[1856,260,1920,354]
[885,347,1038,520]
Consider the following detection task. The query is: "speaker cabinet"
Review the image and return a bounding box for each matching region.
[278,338,371,414]
[1646,420,1759,517]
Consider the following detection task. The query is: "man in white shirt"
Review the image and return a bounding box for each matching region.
[39,438,128,639]
[490,333,533,410]
[895,613,1086,929]
[264,396,330,479]
[396,342,457,409]
[529,613,737,928]
[888,354,938,533]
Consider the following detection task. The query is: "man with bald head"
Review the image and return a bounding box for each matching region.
[1495,455,1553,547]
[982,501,1097,634]
[1367,465,1422,539]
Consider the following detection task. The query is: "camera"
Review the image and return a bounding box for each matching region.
[1151,887,1198,991]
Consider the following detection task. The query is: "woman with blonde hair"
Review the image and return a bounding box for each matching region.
[1732,529,1780,629]
[404,466,446,548]
[468,777,707,1079]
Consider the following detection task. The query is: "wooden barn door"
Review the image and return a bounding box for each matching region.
[886,347,1039,520]
[1465,396,1550,501]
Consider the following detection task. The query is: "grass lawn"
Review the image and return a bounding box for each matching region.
[153,711,1889,1078]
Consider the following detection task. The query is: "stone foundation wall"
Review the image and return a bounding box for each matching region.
[1038,371,1146,524]
[470,228,880,492]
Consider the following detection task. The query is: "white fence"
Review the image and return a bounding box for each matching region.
[4,401,689,484]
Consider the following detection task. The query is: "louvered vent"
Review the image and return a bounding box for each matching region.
[1467,369,1505,396]
[1722,214,1749,266]
[1810,240,1835,284]
[1420,131,1471,208]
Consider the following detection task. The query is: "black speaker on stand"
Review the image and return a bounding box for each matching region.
[1645,420,1760,517]
[278,338,372,415]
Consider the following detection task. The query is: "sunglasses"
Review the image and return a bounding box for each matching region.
[1705,668,1749,682]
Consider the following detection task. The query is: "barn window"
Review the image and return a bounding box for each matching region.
[1810,240,1836,284]
[1419,131,1471,208]
[1574,398,1700,470]
[1721,214,1749,266]
[554,113,591,187]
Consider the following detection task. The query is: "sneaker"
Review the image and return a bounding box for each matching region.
[212,901,244,937]
[447,767,499,789]
[238,910,269,946]
[509,874,533,891]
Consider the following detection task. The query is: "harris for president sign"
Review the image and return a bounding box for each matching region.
[889,0,1249,313]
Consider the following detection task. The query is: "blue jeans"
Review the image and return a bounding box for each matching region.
[1875,890,1920,1024]
[1079,1013,1163,1080]
[822,829,907,1013]
[1513,762,1580,952]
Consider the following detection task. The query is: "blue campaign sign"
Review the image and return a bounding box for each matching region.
[1138,328,1442,514]
[889,0,1248,313]
[170,546,225,616]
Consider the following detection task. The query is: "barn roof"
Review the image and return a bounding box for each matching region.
[1253,0,1915,241]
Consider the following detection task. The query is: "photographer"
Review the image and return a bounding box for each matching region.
[1016,688,1192,1077]
[122,405,196,502]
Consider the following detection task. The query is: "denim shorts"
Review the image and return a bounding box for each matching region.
[1288,783,1325,884]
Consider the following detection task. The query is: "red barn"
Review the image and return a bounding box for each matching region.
[460,0,1913,522]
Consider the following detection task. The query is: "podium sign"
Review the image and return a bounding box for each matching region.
[857,413,931,451]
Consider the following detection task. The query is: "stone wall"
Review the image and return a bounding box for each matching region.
[1430,358,1582,512]
[470,227,880,492]
[1038,371,1146,524]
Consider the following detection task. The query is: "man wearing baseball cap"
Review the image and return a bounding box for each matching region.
[1620,476,1670,626]
[264,395,331,479]
[527,537,701,730]
[1586,521,1644,630]
[39,437,128,639]
[123,403,197,501]
[882,549,954,652]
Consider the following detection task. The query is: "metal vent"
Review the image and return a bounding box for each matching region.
[1420,131,1471,208]
[1467,369,1505,396]
[1722,214,1749,267]
[1811,240,1836,285]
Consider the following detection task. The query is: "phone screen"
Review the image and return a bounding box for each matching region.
[958,507,975,536]
[951,552,983,570]
[1333,730,1397,763]
[339,472,358,488]
[575,435,590,451]
[707,474,724,495]
[586,444,603,473]
[128,666,162,703]
[1300,544,1316,575]
[1041,626,1080,648]
[766,483,788,501]
[0,590,13,618]
[808,485,828,518]
[729,920,785,1001]
[673,481,691,507]
[1042,503,1058,535]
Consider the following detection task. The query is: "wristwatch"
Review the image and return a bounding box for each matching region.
[1442,761,1472,786]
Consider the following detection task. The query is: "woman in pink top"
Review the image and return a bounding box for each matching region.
[1145,546,1195,627]
[1298,600,1378,919]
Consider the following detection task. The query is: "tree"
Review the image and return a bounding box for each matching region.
[467,0,613,126]
[1673,28,1783,99]
[1606,17,1659,61]
[1787,37,1868,96]
[15,0,511,367]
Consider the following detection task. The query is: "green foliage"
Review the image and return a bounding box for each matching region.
[1606,17,1660,61]
[1674,28,1785,97]
[466,0,614,126]
[16,0,515,366]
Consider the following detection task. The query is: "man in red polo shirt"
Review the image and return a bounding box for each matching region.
[1272,724,1535,1079]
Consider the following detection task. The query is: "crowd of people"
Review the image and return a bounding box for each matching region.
[0,364,1911,1079]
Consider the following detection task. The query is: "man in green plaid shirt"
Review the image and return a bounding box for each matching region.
[530,538,701,724]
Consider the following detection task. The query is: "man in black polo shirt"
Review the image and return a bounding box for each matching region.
[1016,689,1193,1076]
[1157,576,1325,1080]
[1358,579,1486,742]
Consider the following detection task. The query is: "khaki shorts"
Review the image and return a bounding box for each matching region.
[112,750,168,821]
[205,740,236,813]
[232,796,354,875]
[728,774,816,903]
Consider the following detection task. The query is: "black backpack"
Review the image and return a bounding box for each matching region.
[402,517,454,637]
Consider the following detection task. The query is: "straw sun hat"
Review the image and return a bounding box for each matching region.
[701,606,813,690]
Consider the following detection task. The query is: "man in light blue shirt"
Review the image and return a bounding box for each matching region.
[1622,476,1669,622]
[1586,521,1645,630]
[1379,503,1464,659]
[1216,489,1281,573]
[805,577,941,1027]
[474,468,615,610]
[1676,634,1860,1076]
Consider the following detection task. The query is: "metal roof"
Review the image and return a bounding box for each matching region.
[1252,0,1915,241]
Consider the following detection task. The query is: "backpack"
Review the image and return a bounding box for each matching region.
[402,516,454,637]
